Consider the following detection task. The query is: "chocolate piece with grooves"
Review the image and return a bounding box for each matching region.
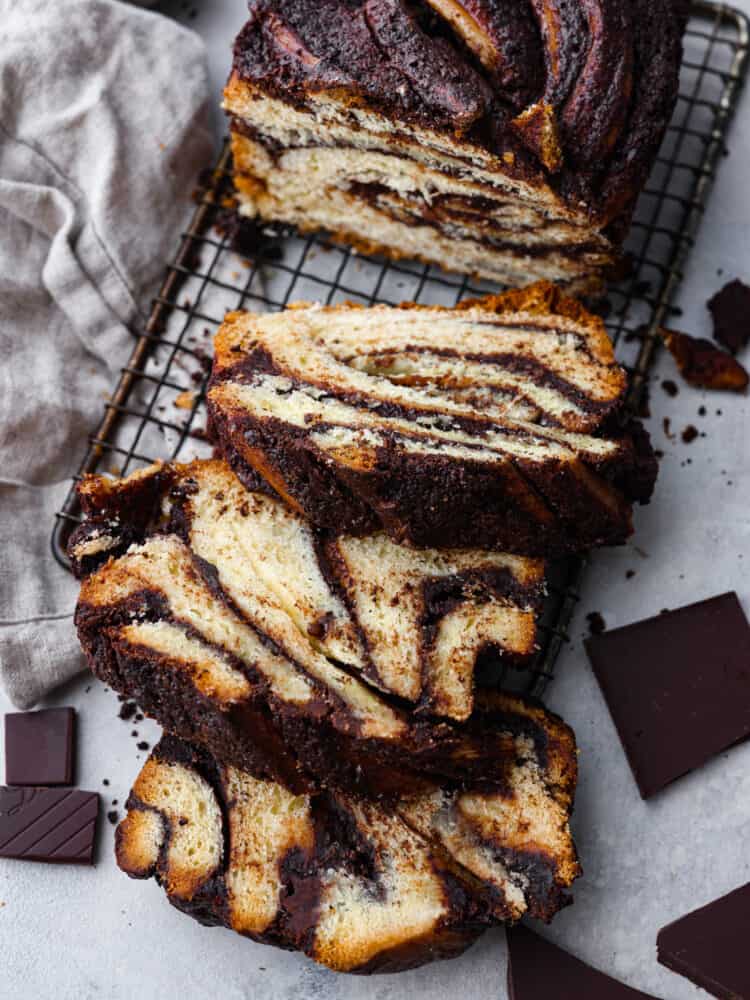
[0,787,99,864]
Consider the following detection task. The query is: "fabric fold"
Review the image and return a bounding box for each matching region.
[0,0,213,706]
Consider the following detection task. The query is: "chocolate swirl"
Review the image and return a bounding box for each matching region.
[233,0,683,224]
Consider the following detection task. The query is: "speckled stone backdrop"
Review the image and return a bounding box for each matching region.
[2,2,749,997]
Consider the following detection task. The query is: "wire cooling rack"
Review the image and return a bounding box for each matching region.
[52,1,749,699]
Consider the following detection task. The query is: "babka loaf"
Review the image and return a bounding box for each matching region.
[70,459,547,795]
[116,690,579,973]
[208,284,657,555]
[224,0,684,292]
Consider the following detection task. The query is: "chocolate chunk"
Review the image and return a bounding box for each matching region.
[585,593,750,798]
[0,787,98,864]
[657,882,750,998]
[681,425,698,444]
[661,378,679,397]
[586,611,606,636]
[708,278,750,353]
[661,328,749,392]
[4,708,75,786]
[118,701,137,721]
[507,925,659,998]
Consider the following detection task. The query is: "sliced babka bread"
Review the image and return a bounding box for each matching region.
[71,459,547,795]
[116,691,579,973]
[224,0,683,291]
[208,283,657,555]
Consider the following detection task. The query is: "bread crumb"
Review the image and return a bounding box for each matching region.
[174,390,195,410]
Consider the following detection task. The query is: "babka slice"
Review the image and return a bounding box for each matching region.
[116,691,579,973]
[71,459,546,794]
[208,284,657,555]
[224,0,683,292]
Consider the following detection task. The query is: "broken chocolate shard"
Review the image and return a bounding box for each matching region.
[507,925,660,998]
[708,278,750,354]
[657,882,750,999]
[5,708,75,786]
[0,787,98,864]
[661,328,749,392]
[585,592,750,798]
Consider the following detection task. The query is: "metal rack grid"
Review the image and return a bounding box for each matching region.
[52,1,749,700]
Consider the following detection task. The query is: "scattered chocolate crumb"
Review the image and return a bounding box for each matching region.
[103,779,110,787]
[112,800,118,807]
[135,714,144,723]
[707,278,750,353]
[214,207,284,261]
[193,348,212,372]
[624,324,646,343]
[661,379,679,397]
[586,612,607,636]
[716,409,723,415]
[107,810,119,826]
[118,701,137,721]
[178,818,189,827]
[698,405,707,416]
[661,328,749,392]
[131,731,138,738]
[682,425,699,444]
[626,570,636,579]
[137,741,150,752]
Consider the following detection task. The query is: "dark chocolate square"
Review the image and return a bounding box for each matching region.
[4,708,75,786]
[507,926,659,998]
[657,882,750,998]
[585,592,750,798]
[0,786,98,864]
